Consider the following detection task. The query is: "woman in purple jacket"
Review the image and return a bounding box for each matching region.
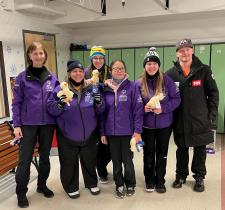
[47,59,104,199]
[12,42,59,208]
[100,60,143,199]
[139,47,181,193]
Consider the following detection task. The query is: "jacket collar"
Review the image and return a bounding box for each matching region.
[26,65,52,83]
[104,77,129,92]
[173,55,204,76]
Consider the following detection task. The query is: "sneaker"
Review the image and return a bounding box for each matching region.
[116,186,125,199]
[99,177,108,184]
[146,184,155,192]
[193,178,205,192]
[89,187,100,195]
[37,186,54,198]
[68,191,80,199]
[17,195,29,208]
[172,178,186,188]
[155,184,166,193]
[126,187,135,196]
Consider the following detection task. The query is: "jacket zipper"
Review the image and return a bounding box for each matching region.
[77,97,85,140]
[41,84,44,123]
[154,113,156,128]
[114,94,116,135]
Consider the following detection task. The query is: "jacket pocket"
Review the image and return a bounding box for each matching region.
[191,113,210,134]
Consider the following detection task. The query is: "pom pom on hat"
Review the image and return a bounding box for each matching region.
[143,47,161,67]
[67,59,84,72]
[90,46,106,59]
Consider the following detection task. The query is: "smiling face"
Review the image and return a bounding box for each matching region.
[29,46,46,68]
[176,47,194,64]
[70,68,84,83]
[145,61,159,76]
[27,42,47,67]
[92,55,105,69]
[111,61,126,80]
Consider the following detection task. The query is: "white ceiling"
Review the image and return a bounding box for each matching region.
[6,0,225,47]
[11,0,225,30]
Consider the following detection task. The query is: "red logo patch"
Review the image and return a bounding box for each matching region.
[192,80,202,87]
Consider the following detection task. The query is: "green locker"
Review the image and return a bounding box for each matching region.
[194,45,211,66]
[71,51,84,65]
[105,49,109,66]
[163,47,177,71]
[84,51,90,67]
[135,48,148,80]
[211,44,225,133]
[108,49,122,66]
[122,48,135,81]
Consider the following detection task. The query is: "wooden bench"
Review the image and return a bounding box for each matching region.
[0,121,39,176]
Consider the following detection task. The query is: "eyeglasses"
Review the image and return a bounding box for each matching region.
[92,57,104,61]
[112,67,125,72]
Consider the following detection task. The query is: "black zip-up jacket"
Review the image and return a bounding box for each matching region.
[166,55,219,147]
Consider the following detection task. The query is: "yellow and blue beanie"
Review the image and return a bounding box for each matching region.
[90,46,106,60]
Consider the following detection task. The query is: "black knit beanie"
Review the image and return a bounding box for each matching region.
[143,47,161,67]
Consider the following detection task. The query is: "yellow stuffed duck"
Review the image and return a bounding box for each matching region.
[146,93,165,109]
[57,82,74,106]
[85,69,99,86]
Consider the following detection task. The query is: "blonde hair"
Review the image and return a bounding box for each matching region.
[140,69,164,98]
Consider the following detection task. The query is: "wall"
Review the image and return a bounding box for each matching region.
[69,11,225,48]
[51,0,225,48]
[0,9,74,122]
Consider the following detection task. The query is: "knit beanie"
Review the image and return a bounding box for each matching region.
[67,59,84,72]
[90,46,106,60]
[143,47,161,67]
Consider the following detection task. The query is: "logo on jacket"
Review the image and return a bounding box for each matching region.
[46,81,54,92]
[137,94,143,103]
[174,82,180,92]
[85,92,94,105]
[119,89,127,102]
[192,80,202,87]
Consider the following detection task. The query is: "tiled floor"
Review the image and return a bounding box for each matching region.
[0,135,223,210]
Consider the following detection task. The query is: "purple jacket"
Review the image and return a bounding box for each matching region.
[101,79,143,136]
[47,85,105,142]
[139,74,180,129]
[12,68,59,127]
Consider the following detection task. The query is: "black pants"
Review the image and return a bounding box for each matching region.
[97,141,111,178]
[57,132,98,193]
[142,127,172,186]
[108,136,136,188]
[176,145,207,180]
[16,125,55,196]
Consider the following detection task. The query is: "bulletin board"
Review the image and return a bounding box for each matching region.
[0,41,9,118]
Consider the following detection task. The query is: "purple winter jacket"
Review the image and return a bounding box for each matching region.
[139,74,181,129]
[12,68,59,127]
[101,79,144,136]
[47,85,105,142]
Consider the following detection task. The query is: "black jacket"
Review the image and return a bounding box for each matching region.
[166,55,219,147]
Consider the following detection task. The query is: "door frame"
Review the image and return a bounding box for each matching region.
[22,29,58,76]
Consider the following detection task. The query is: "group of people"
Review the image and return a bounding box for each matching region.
[12,38,219,208]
